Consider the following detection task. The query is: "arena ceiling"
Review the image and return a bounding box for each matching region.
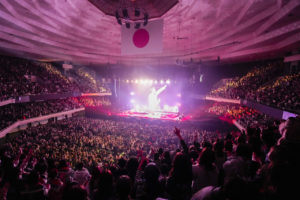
[0,0,300,66]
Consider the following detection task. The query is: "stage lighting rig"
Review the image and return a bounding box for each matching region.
[143,13,148,26]
[134,8,140,17]
[113,1,149,29]
[122,8,129,18]
[88,0,178,28]
[134,22,141,29]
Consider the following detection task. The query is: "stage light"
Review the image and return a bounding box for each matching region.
[160,80,164,84]
[154,80,158,84]
[130,92,135,96]
[134,22,141,29]
[117,19,122,25]
[134,9,140,17]
[166,80,171,84]
[143,13,148,26]
[115,11,122,25]
[135,80,138,84]
[149,80,153,85]
[177,93,181,98]
[122,9,129,19]
[126,80,129,83]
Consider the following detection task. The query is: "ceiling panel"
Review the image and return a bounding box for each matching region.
[0,0,299,66]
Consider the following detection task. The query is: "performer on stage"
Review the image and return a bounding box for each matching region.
[148,85,167,112]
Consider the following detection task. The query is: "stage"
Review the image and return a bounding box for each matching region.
[117,110,190,121]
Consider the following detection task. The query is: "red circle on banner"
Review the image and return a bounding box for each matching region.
[132,29,149,48]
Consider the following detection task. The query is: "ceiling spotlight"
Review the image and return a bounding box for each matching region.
[122,9,129,18]
[134,9,140,17]
[135,22,141,29]
[117,19,122,25]
[114,7,148,27]
[166,80,171,84]
[143,13,148,26]
[115,11,122,25]
[115,11,120,19]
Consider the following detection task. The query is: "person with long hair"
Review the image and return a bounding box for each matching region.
[192,148,218,193]
[166,152,193,200]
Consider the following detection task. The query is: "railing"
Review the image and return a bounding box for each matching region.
[205,96,241,104]
[232,120,245,132]
[81,93,112,96]
[0,108,85,138]
[0,98,15,107]
[0,92,112,107]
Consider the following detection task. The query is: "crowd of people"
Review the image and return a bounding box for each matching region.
[67,66,110,94]
[72,96,112,107]
[0,98,83,131]
[0,56,80,101]
[0,55,299,200]
[209,62,284,99]
[209,61,300,113]
[0,56,111,101]
[207,103,278,129]
[0,94,114,131]
[247,73,300,112]
[0,115,299,200]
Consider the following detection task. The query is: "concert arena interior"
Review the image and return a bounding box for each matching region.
[0,0,300,200]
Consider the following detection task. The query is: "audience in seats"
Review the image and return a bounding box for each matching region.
[209,61,300,113]
[0,98,83,131]
[0,115,299,199]
[0,56,110,101]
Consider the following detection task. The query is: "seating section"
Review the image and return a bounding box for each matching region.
[67,66,111,93]
[71,96,111,107]
[0,98,83,131]
[207,102,277,128]
[0,56,111,101]
[209,61,300,113]
[0,56,299,200]
[248,73,300,112]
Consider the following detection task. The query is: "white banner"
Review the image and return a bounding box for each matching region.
[121,19,163,55]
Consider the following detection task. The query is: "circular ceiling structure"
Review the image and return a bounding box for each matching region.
[88,0,178,21]
[0,0,299,66]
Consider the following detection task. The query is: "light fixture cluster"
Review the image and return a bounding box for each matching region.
[125,79,171,85]
[115,7,148,29]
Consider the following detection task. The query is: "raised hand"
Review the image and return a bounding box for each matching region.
[174,127,183,140]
